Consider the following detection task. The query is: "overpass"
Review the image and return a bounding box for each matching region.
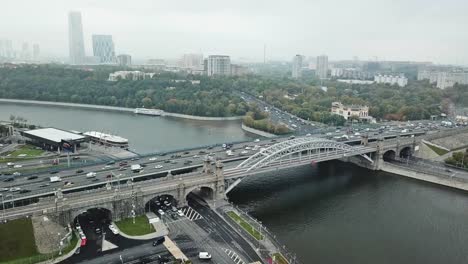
[0,135,418,225]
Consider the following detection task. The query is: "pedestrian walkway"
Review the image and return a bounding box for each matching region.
[181,206,203,221]
[223,248,247,264]
[163,236,189,261]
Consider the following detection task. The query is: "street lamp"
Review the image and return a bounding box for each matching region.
[0,194,5,222]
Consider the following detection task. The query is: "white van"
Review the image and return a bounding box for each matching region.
[86,172,97,178]
[199,252,212,260]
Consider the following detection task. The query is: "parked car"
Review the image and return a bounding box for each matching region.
[108,224,119,235]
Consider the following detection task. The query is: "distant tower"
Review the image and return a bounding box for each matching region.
[316,55,329,79]
[292,54,303,79]
[68,11,86,65]
[92,35,116,64]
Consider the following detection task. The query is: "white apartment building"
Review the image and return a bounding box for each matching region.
[207,55,231,76]
[108,71,155,81]
[331,102,372,121]
[417,70,468,89]
[374,74,408,87]
[292,54,303,79]
[316,55,329,79]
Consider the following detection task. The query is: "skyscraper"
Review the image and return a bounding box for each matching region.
[292,55,303,79]
[117,54,132,66]
[32,44,40,60]
[316,55,329,79]
[68,11,86,65]
[181,54,203,69]
[92,35,116,64]
[207,55,231,76]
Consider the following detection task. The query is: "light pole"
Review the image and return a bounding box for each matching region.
[0,194,5,222]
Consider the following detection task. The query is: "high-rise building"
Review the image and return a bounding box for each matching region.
[68,11,86,65]
[181,54,203,69]
[207,55,231,76]
[117,54,132,66]
[92,35,115,64]
[316,55,329,79]
[21,42,30,60]
[32,44,40,60]
[292,55,303,79]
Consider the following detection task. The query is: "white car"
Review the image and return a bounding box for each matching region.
[241,150,249,155]
[158,209,165,216]
[245,146,252,150]
[108,224,119,235]
[177,210,184,217]
[192,155,199,158]
[254,139,260,142]
[155,165,163,169]
[13,172,21,176]
[149,157,158,161]
[199,252,212,260]
[9,187,21,192]
[13,165,23,168]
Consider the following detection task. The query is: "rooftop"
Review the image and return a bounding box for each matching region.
[23,128,86,143]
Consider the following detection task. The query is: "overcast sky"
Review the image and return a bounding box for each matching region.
[1,0,467,64]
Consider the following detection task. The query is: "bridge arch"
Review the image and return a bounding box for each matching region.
[237,137,373,172]
[72,207,113,226]
[185,185,215,202]
[383,150,396,161]
[399,146,413,158]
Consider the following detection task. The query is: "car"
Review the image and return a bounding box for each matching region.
[19,189,31,194]
[92,178,99,182]
[0,188,9,192]
[254,139,260,142]
[192,155,199,158]
[164,160,171,163]
[164,200,171,206]
[13,165,22,168]
[50,171,59,174]
[103,165,112,169]
[76,169,84,173]
[74,247,81,255]
[177,210,184,217]
[3,177,14,182]
[72,156,81,160]
[64,181,74,187]
[184,151,190,154]
[171,206,177,212]
[13,172,21,176]
[118,167,126,171]
[9,187,21,192]
[149,157,158,161]
[108,224,119,234]
[152,237,165,246]
[106,174,112,179]
[95,227,101,234]
[27,175,38,180]
[157,209,165,216]
[119,161,128,166]
[198,252,212,260]
[155,165,163,169]
[240,150,249,155]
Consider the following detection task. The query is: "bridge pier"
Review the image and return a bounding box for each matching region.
[215,161,226,201]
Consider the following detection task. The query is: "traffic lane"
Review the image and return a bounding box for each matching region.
[188,195,262,263]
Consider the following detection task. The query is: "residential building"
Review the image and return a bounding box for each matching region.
[92,35,116,64]
[374,74,408,87]
[68,11,86,65]
[207,55,231,76]
[108,71,155,81]
[418,69,468,89]
[181,54,203,70]
[292,54,303,79]
[331,68,373,80]
[331,102,372,121]
[117,54,132,66]
[231,64,249,76]
[316,55,329,79]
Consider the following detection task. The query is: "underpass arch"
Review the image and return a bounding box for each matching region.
[185,185,215,202]
[70,204,114,224]
[400,146,413,158]
[383,150,397,161]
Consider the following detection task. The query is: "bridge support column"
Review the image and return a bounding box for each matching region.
[177,182,187,207]
[203,157,212,174]
[215,161,226,201]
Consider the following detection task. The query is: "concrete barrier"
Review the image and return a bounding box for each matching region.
[241,123,277,138]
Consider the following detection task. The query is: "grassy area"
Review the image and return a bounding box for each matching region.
[227,211,264,240]
[426,143,449,156]
[0,145,46,163]
[115,215,155,236]
[0,218,38,263]
[272,253,289,264]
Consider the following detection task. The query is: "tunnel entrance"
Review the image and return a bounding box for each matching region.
[400,146,413,159]
[146,194,178,218]
[73,208,112,250]
[383,150,396,161]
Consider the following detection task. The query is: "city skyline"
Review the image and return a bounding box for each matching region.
[0,0,467,65]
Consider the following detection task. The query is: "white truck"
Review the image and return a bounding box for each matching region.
[131,164,142,173]
[50,176,62,183]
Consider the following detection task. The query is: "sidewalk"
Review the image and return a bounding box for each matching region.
[37,231,81,264]
[163,236,189,261]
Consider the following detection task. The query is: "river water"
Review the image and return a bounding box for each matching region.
[1,103,468,263]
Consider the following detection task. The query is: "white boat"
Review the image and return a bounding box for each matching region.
[134,108,163,116]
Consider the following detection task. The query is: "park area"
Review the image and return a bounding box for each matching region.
[227,211,264,240]
[115,215,155,236]
[1,144,45,163]
[0,218,39,262]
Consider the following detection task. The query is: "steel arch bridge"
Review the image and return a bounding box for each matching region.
[236,137,375,172]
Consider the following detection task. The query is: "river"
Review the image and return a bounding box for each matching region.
[1,103,468,263]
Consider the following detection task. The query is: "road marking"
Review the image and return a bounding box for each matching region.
[181,206,203,221]
[223,248,246,264]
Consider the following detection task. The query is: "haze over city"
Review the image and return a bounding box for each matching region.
[1,0,467,64]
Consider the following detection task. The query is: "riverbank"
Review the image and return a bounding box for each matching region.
[0,98,243,122]
[241,123,277,138]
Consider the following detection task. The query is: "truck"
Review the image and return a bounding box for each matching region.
[131,164,142,173]
[50,176,62,183]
